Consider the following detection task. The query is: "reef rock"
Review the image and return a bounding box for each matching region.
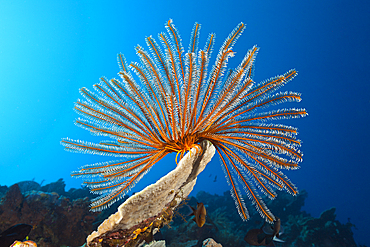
[202,238,222,247]
[40,178,66,196]
[145,240,166,247]
[0,183,99,247]
[16,180,41,193]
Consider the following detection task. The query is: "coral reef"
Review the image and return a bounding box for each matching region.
[158,190,360,247]
[0,182,99,247]
[0,172,363,246]
[39,178,66,196]
[16,181,41,194]
[284,207,358,246]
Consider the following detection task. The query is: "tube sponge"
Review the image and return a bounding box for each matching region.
[87,140,215,246]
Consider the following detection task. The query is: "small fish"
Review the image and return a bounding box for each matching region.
[213,175,217,182]
[244,217,284,246]
[0,224,33,247]
[188,202,207,227]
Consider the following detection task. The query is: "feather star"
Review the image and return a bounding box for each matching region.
[61,20,307,222]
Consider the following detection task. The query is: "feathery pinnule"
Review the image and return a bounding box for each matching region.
[61,19,307,222]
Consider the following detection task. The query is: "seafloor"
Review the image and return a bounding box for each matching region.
[0,179,363,247]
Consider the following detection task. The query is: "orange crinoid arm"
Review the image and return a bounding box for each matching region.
[61,20,307,221]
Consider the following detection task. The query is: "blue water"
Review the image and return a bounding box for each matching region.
[1,0,369,245]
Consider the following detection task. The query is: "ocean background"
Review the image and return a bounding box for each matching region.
[1,0,369,245]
